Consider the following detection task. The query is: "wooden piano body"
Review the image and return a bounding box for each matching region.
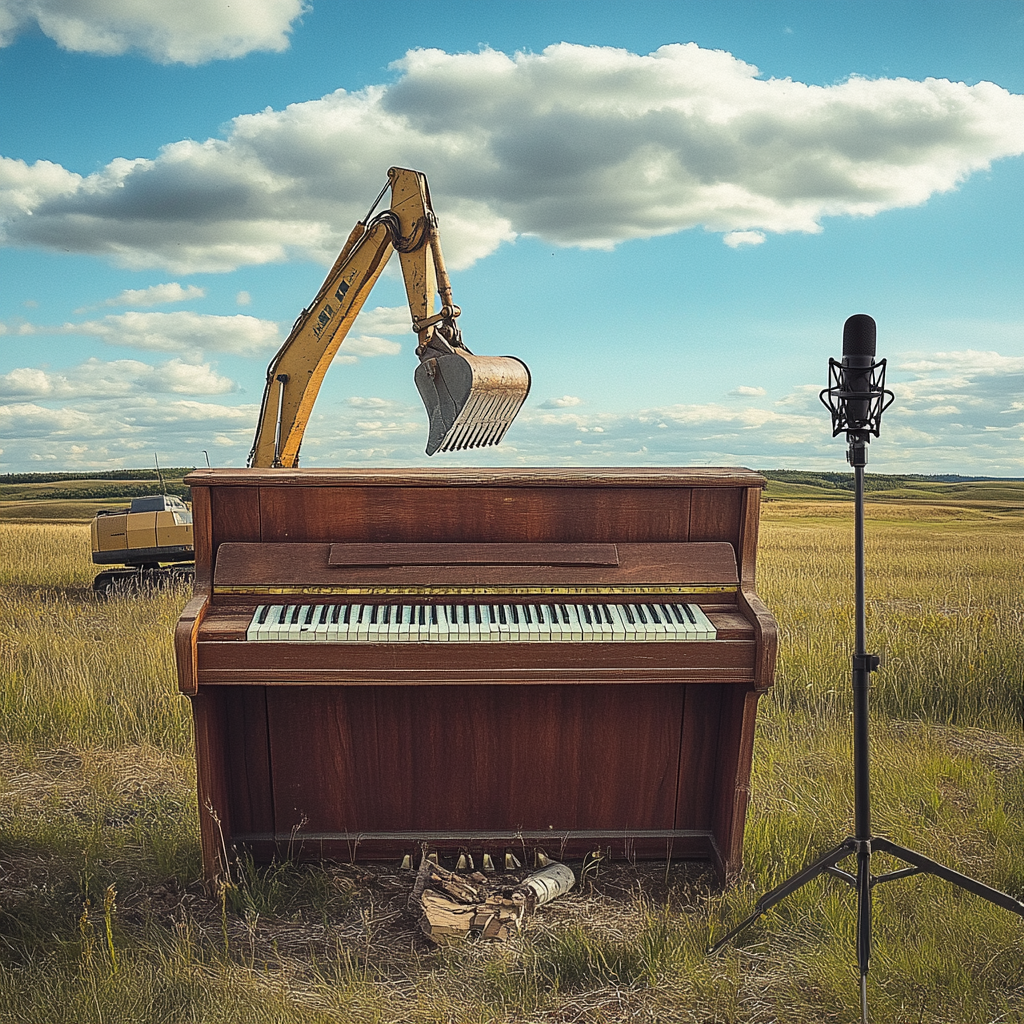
[175,468,777,882]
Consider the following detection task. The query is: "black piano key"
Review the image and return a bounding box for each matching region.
[418,605,426,625]
[339,605,348,624]
[431,605,438,625]
[304,606,315,625]
[498,605,507,625]
[603,605,613,625]
[258,606,270,624]
[636,605,647,624]
[511,605,519,625]
[370,605,378,625]
[668,604,684,624]
[319,606,329,624]
[524,605,532,624]
[648,604,662,624]
[560,604,570,624]
[290,606,302,624]
[581,605,592,625]
[536,605,546,624]
[623,604,635,625]
[547,605,557,624]
[682,603,697,624]
[474,605,482,625]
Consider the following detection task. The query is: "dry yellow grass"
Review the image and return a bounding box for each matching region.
[0,512,1022,1023]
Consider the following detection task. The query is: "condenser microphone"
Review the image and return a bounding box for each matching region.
[841,314,877,429]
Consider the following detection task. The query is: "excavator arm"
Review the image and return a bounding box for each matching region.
[248,167,529,467]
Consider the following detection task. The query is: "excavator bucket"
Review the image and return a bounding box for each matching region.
[415,350,531,455]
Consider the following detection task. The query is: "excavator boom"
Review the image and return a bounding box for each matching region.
[248,167,529,467]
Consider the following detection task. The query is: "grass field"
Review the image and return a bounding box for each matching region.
[1,502,1022,1022]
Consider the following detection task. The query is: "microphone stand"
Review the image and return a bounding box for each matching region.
[708,326,1024,1024]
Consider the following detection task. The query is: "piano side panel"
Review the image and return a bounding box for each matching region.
[257,486,694,545]
[265,684,683,836]
[210,486,262,546]
[190,485,213,589]
[674,684,725,832]
[222,686,275,839]
[688,487,743,547]
[190,690,232,879]
[710,685,762,880]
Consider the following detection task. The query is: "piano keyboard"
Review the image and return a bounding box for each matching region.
[245,602,717,642]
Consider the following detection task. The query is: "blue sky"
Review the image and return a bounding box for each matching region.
[1,0,1022,475]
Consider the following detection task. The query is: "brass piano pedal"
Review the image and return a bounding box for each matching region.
[534,849,552,868]
[505,850,522,871]
[482,853,496,873]
[456,852,474,871]
[400,854,413,871]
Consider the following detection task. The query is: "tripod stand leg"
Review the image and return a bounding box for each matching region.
[856,841,871,1024]
[708,839,856,954]
[872,838,1024,916]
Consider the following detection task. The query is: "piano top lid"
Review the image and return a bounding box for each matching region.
[184,466,766,489]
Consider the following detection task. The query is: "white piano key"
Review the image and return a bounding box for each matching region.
[467,603,483,642]
[364,604,383,641]
[298,604,320,640]
[520,603,541,642]
[247,604,267,641]
[686,602,717,640]
[397,604,413,642]
[604,604,628,641]
[312,604,331,641]
[324,604,344,641]
[667,602,695,640]
[534,603,553,642]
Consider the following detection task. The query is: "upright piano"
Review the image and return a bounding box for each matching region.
[175,468,777,882]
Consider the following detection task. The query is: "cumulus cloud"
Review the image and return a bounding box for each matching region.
[730,385,768,396]
[76,281,206,312]
[3,344,1022,472]
[0,0,306,64]
[0,357,236,399]
[1,43,1021,272]
[20,310,281,357]
[540,395,583,408]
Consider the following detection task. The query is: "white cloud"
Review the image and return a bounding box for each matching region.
[540,395,583,408]
[0,0,306,64]
[235,290,252,306]
[76,281,206,312]
[730,385,767,396]
[723,231,767,248]
[2,43,1021,272]
[342,335,402,358]
[18,310,280,357]
[0,357,236,399]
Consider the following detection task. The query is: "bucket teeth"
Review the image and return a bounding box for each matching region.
[416,351,530,455]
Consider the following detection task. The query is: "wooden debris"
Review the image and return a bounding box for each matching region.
[408,848,575,944]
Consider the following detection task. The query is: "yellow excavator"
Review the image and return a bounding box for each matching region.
[248,166,530,467]
[89,167,529,590]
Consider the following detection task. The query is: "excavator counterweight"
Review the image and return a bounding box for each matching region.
[248,167,529,467]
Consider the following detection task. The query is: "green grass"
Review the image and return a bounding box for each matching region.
[0,508,1023,1022]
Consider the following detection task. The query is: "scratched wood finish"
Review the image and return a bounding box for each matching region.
[178,468,776,883]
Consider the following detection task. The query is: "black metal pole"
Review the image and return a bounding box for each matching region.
[850,439,873,1022]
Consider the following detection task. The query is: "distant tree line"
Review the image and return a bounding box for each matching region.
[758,469,1012,491]
[0,469,194,484]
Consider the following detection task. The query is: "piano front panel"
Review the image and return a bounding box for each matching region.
[264,683,686,836]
